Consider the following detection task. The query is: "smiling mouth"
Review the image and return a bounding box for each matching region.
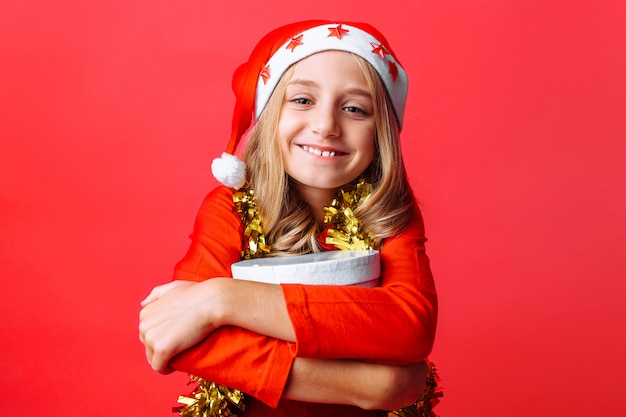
[301,145,344,157]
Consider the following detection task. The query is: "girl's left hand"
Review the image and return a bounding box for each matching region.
[138,279,226,374]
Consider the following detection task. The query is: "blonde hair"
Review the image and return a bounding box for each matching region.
[243,53,414,255]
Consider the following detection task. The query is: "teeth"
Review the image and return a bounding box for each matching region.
[302,146,336,157]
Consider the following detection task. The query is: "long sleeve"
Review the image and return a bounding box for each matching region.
[283,207,438,364]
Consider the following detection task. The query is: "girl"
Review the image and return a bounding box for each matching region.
[139,20,440,417]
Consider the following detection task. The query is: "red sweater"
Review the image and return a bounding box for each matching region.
[170,186,438,416]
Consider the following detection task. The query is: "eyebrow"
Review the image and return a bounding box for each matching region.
[287,78,318,88]
[287,78,372,99]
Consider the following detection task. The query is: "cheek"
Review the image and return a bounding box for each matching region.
[276,117,290,152]
[361,128,377,162]
[277,124,296,170]
[277,113,297,146]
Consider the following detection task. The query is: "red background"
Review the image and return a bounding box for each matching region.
[1,1,625,415]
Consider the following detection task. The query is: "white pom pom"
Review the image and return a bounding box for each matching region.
[211,152,247,189]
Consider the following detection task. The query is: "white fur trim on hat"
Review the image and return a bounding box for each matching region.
[211,152,247,189]
[255,23,408,128]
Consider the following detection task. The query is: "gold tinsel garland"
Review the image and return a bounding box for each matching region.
[233,187,271,260]
[174,377,246,417]
[323,179,378,250]
[174,181,442,416]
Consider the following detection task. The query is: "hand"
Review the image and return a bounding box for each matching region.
[138,279,226,374]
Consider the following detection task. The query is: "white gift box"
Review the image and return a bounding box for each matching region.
[231,250,380,288]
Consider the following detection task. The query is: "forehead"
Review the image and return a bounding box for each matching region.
[288,51,370,87]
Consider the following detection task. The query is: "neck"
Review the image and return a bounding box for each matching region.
[294,185,336,223]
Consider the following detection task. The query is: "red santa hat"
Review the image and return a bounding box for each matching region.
[211,20,409,189]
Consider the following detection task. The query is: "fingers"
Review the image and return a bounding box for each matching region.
[150,349,175,374]
[140,284,168,306]
[143,346,175,374]
[139,325,174,375]
[140,280,183,306]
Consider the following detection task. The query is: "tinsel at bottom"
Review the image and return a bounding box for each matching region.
[174,362,441,417]
[173,376,246,417]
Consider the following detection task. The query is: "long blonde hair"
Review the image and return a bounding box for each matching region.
[243,53,414,255]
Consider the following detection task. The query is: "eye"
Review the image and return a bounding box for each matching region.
[343,106,370,116]
[292,97,313,105]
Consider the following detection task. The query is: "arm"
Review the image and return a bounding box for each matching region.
[141,187,435,406]
[284,358,428,411]
[141,278,428,408]
[169,327,427,410]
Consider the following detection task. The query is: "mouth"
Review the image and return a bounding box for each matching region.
[300,145,345,157]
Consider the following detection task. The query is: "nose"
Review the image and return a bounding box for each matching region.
[311,104,340,138]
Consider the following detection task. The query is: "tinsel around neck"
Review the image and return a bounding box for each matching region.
[233,179,377,259]
[323,179,378,251]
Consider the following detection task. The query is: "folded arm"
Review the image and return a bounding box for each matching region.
[140,186,437,407]
[164,322,427,409]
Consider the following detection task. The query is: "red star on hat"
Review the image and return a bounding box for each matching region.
[370,42,389,59]
[328,24,349,39]
[388,61,398,81]
[260,64,271,84]
[286,34,304,52]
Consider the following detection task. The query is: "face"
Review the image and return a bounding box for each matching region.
[278,51,376,201]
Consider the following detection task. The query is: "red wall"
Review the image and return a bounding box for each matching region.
[1,1,624,415]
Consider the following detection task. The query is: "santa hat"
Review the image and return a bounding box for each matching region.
[211,20,409,189]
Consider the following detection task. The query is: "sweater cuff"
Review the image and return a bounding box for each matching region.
[170,327,295,408]
[281,283,319,358]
